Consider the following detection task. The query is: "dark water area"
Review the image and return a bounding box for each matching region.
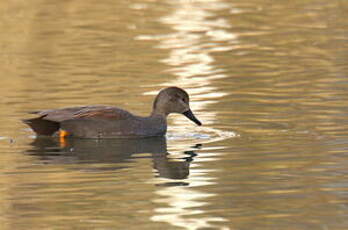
[1,0,348,229]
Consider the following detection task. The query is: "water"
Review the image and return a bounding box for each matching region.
[1,0,348,229]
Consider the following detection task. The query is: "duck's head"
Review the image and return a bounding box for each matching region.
[152,87,202,126]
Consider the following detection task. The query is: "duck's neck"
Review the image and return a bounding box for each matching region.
[148,110,168,136]
[150,110,168,118]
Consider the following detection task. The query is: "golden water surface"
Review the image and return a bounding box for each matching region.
[1,0,348,229]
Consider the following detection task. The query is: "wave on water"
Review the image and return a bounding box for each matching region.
[166,126,237,144]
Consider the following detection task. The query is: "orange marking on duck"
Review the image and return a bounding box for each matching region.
[59,129,70,148]
[59,129,70,138]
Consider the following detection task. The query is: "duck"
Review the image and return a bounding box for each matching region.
[23,87,202,138]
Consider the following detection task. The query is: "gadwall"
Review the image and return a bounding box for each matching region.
[23,87,202,138]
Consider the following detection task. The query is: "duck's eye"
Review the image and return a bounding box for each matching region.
[181,98,186,103]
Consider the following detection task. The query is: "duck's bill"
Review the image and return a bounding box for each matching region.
[183,110,202,126]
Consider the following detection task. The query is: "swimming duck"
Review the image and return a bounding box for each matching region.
[23,87,202,138]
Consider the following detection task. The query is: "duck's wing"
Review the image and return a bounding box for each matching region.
[24,106,94,135]
[59,107,137,138]
[24,106,134,136]
[33,105,132,122]
[30,106,95,122]
[72,106,133,121]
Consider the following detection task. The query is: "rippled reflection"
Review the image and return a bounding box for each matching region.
[138,0,237,127]
[137,0,237,228]
[150,145,229,230]
[1,0,348,229]
[151,185,227,230]
[26,137,195,174]
[25,137,228,229]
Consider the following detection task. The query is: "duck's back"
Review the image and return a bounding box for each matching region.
[33,105,131,122]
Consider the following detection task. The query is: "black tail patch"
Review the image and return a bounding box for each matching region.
[23,115,60,136]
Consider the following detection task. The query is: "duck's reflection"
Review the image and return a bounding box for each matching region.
[26,137,200,180]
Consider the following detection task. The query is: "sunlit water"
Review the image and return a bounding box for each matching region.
[1,0,348,229]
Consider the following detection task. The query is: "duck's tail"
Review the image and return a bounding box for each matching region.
[23,115,60,136]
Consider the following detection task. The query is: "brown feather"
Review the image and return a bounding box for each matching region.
[73,107,131,120]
